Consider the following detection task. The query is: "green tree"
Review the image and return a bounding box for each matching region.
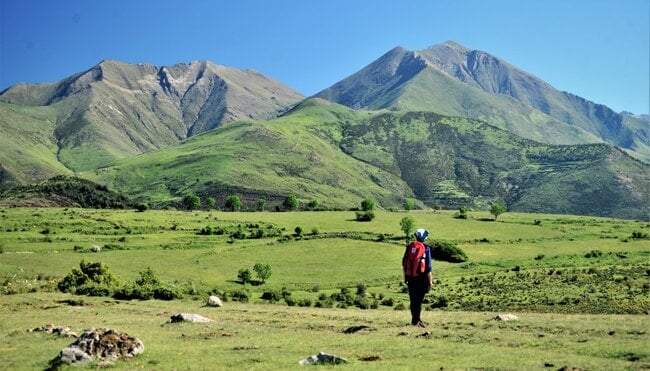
[206,196,216,209]
[225,195,242,211]
[257,198,267,211]
[237,268,252,284]
[283,193,299,210]
[403,198,416,211]
[399,215,416,242]
[361,198,375,211]
[490,203,506,221]
[182,194,200,211]
[253,263,272,283]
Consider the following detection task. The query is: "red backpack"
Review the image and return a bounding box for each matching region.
[403,241,426,277]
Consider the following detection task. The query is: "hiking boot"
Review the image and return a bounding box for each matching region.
[416,321,428,328]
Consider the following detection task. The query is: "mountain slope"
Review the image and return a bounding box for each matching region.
[84,99,416,208]
[85,100,649,219]
[0,102,72,188]
[0,60,303,171]
[315,41,649,162]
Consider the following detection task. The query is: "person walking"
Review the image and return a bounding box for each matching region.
[402,228,433,327]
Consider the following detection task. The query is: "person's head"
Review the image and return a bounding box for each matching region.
[414,228,429,242]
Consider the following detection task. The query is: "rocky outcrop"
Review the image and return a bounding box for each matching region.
[299,352,348,365]
[50,328,144,367]
[168,313,213,323]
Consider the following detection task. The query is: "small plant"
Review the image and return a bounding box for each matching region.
[135,203,148,212]
[534,254,545,260]
[294,226,303,237]
[631,231,649,239]
[429,240,468,263]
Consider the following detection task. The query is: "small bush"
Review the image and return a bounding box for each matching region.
[429,240,468,263]
[585,250,603,258]
[230,290,250,302]
[631,231,649,239]
[534,254,545,260]
[355,211,375,222]
[135,203,148,212]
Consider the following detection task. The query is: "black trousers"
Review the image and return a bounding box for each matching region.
[407,275,429,325]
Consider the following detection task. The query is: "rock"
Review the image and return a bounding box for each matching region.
[415,331,432,339]
[493,313,518,321]
[30,324,77,338]
[299,352,348,365]
[90,245,101,252]
[207,295,222,307]
[51,328,143,367]
[168,313,213,323]
[58,346,93,365]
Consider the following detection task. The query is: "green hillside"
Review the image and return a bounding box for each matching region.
[86,100,415,208]
[86,100,649,219]
[0,102,71,188]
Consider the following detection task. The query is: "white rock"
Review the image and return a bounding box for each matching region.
[207,296,223,307]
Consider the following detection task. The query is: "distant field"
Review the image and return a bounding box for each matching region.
[0,207,648,369]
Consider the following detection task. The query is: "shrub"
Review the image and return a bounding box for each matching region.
[230,290,249,302]
[381,297,395,306]
[183,194,200,211]
[361,198,376,211]
[135,203,148,212]
[58,260,121,296]
[198,225,214,235]
[355,211,375,222]
[490,203,507,221]
[631,231,649,239]
[238,268,252,284]
[356,282,367,296]
[294,226,303,237]
[456,206,469,219]
[403,198,416,211]
[261,290,281,302]
[283,194,299,210]
[205,196,216,209]
[585,250,603,258]
[429,240,468,263]
[307,199,320,210]
[257,198,267,211]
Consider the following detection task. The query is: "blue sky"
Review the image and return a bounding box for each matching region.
[1,0,648,114]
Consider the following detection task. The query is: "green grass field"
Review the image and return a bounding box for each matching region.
[0,207,648,369]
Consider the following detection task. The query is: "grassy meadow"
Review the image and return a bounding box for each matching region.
[0,207,648,369]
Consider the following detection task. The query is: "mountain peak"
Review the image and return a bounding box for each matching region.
[440,40,470,51]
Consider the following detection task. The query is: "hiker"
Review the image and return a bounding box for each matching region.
[402,228,433,327]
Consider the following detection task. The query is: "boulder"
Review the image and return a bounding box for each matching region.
[58,346,93,365]
[299,352,348,365]
[168,313,213,323]
[207,296,223,307]
[493,313,519,321]
[51,328,143,367]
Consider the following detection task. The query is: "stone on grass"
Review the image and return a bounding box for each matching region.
[90,245,101,252]
[30,324,78,338]
[169,313,213,323]
[58,346,93,365]
[207,296,223,307]
[493,313,519,321]
[51,328,143,367]
[299,352,348,365]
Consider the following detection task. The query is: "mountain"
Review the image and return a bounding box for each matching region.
[315,41,649,163]
[85,99,649,220]
[0,60,303,172]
